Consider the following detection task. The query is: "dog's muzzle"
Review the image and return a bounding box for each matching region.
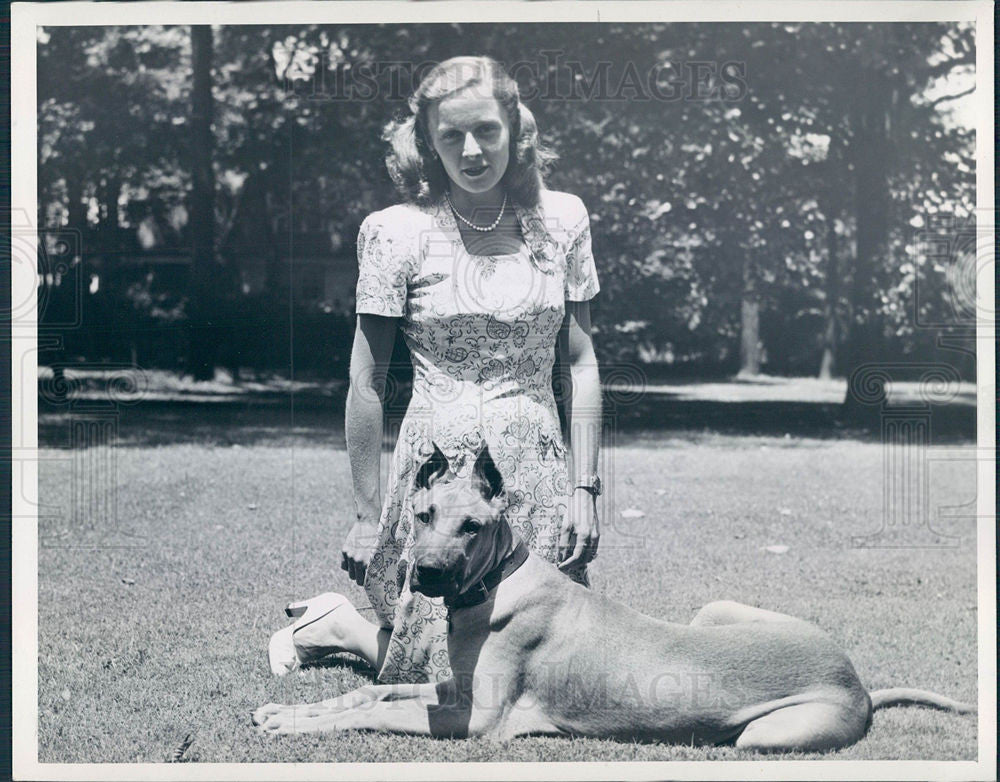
[410,563,461,598]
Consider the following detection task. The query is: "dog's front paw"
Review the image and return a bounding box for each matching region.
[252,702,286,732]
[253,701,352,734]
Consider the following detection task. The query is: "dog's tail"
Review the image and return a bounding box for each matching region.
[869,688,977,714]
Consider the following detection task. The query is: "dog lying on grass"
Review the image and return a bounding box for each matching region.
[254,445,975,751]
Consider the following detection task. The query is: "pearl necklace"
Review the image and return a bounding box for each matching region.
[445,193,508,232]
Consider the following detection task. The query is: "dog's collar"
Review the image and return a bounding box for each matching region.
[444,540,529,611]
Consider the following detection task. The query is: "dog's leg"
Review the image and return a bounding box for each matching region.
[316,694,481,737]
[254,682,439,732]
[254,679,490,737]
[690,600,800,627]
[735,701,866,752]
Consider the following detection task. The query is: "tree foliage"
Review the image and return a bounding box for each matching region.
[37,22,976,380]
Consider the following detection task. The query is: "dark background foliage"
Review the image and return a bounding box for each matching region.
[36,22,977,387]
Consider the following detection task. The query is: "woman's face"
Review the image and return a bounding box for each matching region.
[426,90,511,197]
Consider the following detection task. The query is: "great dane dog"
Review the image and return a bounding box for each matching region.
[253,445,975,751]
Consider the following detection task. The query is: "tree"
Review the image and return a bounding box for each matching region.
[36,22,974,381]
[185,25,218,380]
[818,24,976,412]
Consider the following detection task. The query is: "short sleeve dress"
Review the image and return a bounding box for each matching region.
[355,190,599,684]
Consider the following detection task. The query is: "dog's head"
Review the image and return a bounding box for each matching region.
[408,443,512,599]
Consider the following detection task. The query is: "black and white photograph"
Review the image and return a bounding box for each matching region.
[9,1,996,779]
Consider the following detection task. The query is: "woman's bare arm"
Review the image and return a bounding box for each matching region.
[556,300,602,568]
[343,313,399,584]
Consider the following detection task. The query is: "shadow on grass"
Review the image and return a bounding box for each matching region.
[607,397,974,444]
[304,654,379,679]
[38,388,975,448]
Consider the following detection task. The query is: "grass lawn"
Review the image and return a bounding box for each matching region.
[36,432,978,763]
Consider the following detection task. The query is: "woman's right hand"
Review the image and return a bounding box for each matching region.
[341,520,379,586]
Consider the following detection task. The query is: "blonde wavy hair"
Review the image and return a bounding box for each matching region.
[382,56,557,207]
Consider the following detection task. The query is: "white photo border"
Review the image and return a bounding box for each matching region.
[10,2,996,780]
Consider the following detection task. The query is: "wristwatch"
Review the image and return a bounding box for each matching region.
[573,474,603,498]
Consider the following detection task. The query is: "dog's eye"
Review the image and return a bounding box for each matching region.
[415,511,431,525]
[461,519,482,535]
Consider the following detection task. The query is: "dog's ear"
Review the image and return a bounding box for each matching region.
[472,445,505,501]
[414,443,449,492]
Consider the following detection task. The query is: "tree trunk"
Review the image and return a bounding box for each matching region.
[98,176,124,360]
[100,177,120,249]
[66,171,87,235]
[738,253,762,377]
[846,139,889,374]
[186,25,217,381]
[818,204,840,379]
[842,70,892,419]
[63,171,88,367]
[263,189,283,295]
[98,175,121,294]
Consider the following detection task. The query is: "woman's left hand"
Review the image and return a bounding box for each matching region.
[558,488,600,571]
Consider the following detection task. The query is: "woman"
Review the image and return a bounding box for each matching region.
[269,56,603,684]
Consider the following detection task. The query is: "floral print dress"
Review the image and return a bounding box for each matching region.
[354,189,600,683]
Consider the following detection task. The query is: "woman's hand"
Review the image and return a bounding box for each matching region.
[341,520,379,586]
[558,488,600,571]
